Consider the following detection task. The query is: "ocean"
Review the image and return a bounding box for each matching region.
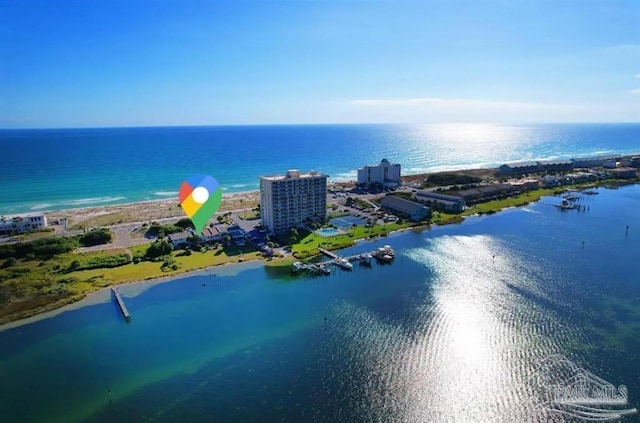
[0,123,638,214]
[0,185,639,422]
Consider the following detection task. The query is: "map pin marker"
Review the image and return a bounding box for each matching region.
[178,175,223,233]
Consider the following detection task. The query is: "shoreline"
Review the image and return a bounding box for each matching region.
[0,259,266,333]
[1,177,638,330]
[0,185,571,332]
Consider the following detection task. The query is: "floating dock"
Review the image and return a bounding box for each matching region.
[293,245,394,275]
[111,287,130,321]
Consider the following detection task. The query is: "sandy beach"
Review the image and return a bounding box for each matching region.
[44,181,358,230]
[46,190,261,230]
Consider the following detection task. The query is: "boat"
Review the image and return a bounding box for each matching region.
[292,261,304,272]
[556,199,578,210]
[374,246,395,263]
[376,253,394,263]
[321,266,331,275]
[336,258,353,270]
[360,253,372,266]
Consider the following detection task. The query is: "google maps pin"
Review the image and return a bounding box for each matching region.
[178,175,223,233]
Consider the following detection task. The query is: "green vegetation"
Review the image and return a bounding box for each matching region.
[289,222,411,259]
[345,196,375,209]
[144,222,184,238]
[387,191,413,200]
[144,239,174,259]
[238,210,260,220]
[79,228,112,246]
[0,236,79,260]
[175,218,195,230]
[0,237,267,324]
[423,173,483,187]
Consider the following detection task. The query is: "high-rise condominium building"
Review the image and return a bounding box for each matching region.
[259,169,328,234]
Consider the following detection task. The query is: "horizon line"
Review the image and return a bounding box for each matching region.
[1,120,640,131]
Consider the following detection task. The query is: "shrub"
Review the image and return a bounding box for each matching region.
[79,228,112,246]
[145,240,174,259]
[175,218,195,230]
[1,257,16,268]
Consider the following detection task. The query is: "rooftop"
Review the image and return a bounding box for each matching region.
[260,169,328,181]
[168,231,192,240]
[0,212,46,220]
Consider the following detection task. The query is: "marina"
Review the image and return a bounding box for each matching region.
[293,245,395,275]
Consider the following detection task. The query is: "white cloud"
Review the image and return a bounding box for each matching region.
[635,74,640,78]
[628,89,640,94]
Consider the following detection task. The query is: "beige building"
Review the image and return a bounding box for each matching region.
[260,170,328,234]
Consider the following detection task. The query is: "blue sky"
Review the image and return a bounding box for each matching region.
[1,0,639,127]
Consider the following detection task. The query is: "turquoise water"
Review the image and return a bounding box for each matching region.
[0,123,638,214]
[316,227,342,237]
[1,185,639,422]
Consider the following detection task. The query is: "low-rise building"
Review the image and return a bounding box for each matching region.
[564,172,597,184]
[0,212,48,235]
[449,184,517,204]
[509,179,539,192]
[380,196,431,221]
[538,159,573,173]
[227,224,245,239]
[498,161,541,175]
[540,175,560,187]
[168,231,193,248]
[608,167,637,179]
[415,191,466,213]
[200,227,220,242]
[571,157,605,168]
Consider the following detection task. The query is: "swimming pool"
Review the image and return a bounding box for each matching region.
[316,227,342,237]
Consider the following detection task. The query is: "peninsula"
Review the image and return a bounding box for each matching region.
[0,158,638,326]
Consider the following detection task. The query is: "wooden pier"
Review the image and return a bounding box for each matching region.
[318,248,338,260]
[111,287,130,321]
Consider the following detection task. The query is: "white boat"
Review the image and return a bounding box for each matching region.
[321,266,331,275]
[360,253,372,266]
[336,258,353,270]
[374,246,395,262]
[292,261,304,272]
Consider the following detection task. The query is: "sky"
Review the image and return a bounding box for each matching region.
[1,0,639,128]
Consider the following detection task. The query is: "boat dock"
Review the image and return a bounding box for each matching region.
[293,245,395,275]
[111,287,130,321]
[318,248,338,260]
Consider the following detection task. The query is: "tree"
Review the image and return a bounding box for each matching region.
[79,228,112,247]
[175,218,195,230]
[290,228,298,237]
[145,240,174,259]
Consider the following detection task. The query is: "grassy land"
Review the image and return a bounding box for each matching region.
[237,210,260,220]
[290,222,412,259]
[0,242,266,325]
